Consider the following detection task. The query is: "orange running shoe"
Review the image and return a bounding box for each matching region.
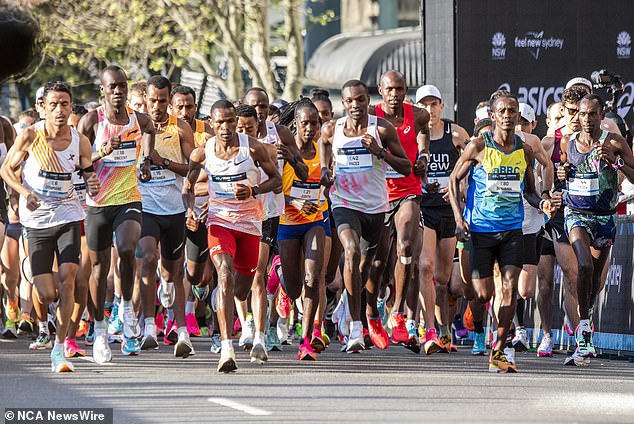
[310,328,326,353]
[423,328,445,355]
[440,334,458,352]
[389,313,410,344]
[463,304,474,331]
[367,316,390,350]
[298,338,317,360]
[75,319,89,339]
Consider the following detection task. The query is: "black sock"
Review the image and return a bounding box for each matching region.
[516,298,525,327]
[474,320,484,333]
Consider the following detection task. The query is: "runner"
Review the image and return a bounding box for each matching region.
[558,94,634,365]
[183,99,281,372]
[320,79,411,352]
[0,81,99,372]
[138,75,195,357]
[365,71,430,353]
[415,84,468,354]
[449,91,554,372]
[77,65,155,362]
[128,81,147,114]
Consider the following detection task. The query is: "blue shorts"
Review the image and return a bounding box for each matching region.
[278,212,332,241]
[564,207,616,249]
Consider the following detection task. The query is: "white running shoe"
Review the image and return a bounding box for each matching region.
[141,324,159,350]
[250,342,268,364]
[503,346,516,365]
[122,310,141,339]
[512,327,530,352]
[174,333,196,358]
[210,333,222,354]
[239,316,254,350]
[93,334,112,364]
[158,280,175,309]
[537,333,553,357]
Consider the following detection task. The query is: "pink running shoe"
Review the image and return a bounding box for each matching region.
[298,337,317,360]
[64,337,86,358]
[276,289,291,319]
[155,312,165,337]
[164,320,178,345]
[186,313,201,337]
[267,255,282,294]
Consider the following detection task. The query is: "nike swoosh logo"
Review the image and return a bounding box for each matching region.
[403,126,411,134]
[233,158,248,166]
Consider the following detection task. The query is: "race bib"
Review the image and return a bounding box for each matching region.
[385,163,404,179]
[427,171,450,191]
[144,165,176,186]
[101,140,137,167]
[336,147,372,173]
[568,172,599,196]
[33,170,73,198]
[486,172,521,194]
[74,182,86,206]
[210,172,247,198]
[290,181,321,202]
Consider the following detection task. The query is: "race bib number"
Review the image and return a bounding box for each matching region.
[336,147,372,173]
[427,171,450,191]
[101,140,137,167]
[210,172,247,198]
[486,172,521,194]
[568,172,599,196]
[33,170,73,198]
[74,182,86,205]
[290,181,321,202]
[144,165,176,186]
[385,163,405,179]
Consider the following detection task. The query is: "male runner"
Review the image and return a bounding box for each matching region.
[183,100,281,372]
[1,81,99,372]
[77,65,155,362]
[320,79,411,352]
[138,75,195,357]
[128,81,147,114]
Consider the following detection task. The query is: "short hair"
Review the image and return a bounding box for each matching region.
[72,104,88,116]
[581,93,605,112]
[171,85,196,103]
[147,75,171,94]
[243,87,269,101]
[489,89,518,110]
[129,81,147,97]
[19,108,39,121]
[43,81,72,101]
[100,65,127,82]
[473,118,493,137]
[235,104,257,119]
[342,79,368,93]
[210,99,236,116]
[562,86,588,106]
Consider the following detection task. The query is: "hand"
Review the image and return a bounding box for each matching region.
[139,160,152,183]
[320,167,334,188]
[556,163,569,181]
[198,200,209,222]
[455,219,470,242]
[86,174,100,196]
[550,191,563,209]
[442,191,450,203]
[423,181,440,193]
[25,191,41,211]
[105,135,120,155]
[596,143,617,165]
[414,155,428,176]
[540,198,555,219]
[276,144,294,163]
[360,133,381,155]
[233,183,253,200]
[185,208,199,232]
[291,198,319,215]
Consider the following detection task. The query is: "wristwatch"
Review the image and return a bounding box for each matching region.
[251,185,261,198]
[613,156,624,169]
[142,156,153,164]
[162,158,171,168]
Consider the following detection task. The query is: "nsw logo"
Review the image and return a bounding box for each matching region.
[617,31,631,59]
[491,32,506,60]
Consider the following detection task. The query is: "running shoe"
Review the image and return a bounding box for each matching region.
[218,350,237,373]
[503,346,516,366]
[440,334,458,352]
[363,328,373,349]
[122,310,141,340]
[417,325,426,345]
[345,334,365,353]
[576,325,596,358]
[537,333,553,357]
[2,321,17,339]
[423,328,445,355]
[63,337,85,358]
[452,316,469,339]
[92,334,112,364]
[463,304,475,331]
[564,320,574,336]
[266,326,282,351]
[164,320,178,345]
[564,348,590,366]
[158,280,175,309]
[276,288,291,319]
[121,336,140,356]
[4,296,19,321]
[377,297,388,328]
[209,332,222,354]
[322,329,331,347]
[85,321,95,346]
[298,338,317,360]
[310,328,326,353]
[277,317,291,345]
[108,314,123,336]
[489,349,517,373]
[471,332,487,356]
[141,323,159,350]
[389,313,409,344]
[239,316,254,350]
[512,327,530,352]
[75,319,89,339]
[267,255,282,294]
[191,284,209,301]
[293,322,303,341]
[51,349,74,373]
[18,314,34,335]
[250,342,268,364]
[155,312,165,337]
[174,333,196,358]
[29,332,52,350]
[185,313,201,337]
[367,316,390,350]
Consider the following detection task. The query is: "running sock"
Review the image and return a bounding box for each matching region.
[220,339,234,354]
[52,341,63,353]
[177,326,188,339]
[350,321,363,338]
[253,331,265,346]
[122,299,134,313]
[94,319,107,336]
[38,321,49,335]
[144,317,155,332]
[474,320,484,334]
[185,301,195,315]
[167,308,175,321]
[579,319,591,331]
[439,325,450,337]
[516,298,525,327]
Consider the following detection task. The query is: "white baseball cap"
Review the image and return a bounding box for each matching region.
[519,103,536,123]
[415,85,442,103]
[475,106,490,121]
[565,77,592,91]
[35,86,45,103]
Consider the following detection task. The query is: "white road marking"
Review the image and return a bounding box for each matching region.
[207,397,272,416]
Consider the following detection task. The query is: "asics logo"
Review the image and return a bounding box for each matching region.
[403,126,411,134]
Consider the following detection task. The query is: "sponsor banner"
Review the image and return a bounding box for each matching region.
[456,0,634,136]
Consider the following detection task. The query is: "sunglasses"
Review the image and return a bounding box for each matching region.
[564,105,579,116]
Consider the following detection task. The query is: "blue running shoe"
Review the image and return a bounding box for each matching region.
[471,332,487,356]
[192,284,210,301]
[121,336,140,356]
[377,298,388,327]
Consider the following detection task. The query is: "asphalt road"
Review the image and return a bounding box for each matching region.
[2,335,634,423]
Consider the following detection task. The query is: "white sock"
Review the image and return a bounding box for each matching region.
[185,301,195,315]
[144,317,155,333]
[122,299,134,313]
[253,331,265,346]
[177,326,188,339]
[94,319,107,336]
[38,321,49,335]
[221,339,234,355]
[52,341,63,353]
[350,321,362,338]
[406,319,416,329]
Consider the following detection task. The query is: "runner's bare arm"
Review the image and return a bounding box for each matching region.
[606,133,634,184]
[77,110,103,162]
[78,133,100,196]
[526,133,554,194]
[523,144,551,215]
[251,138,282,195]
[449,138,484,226]
[159,119,193,177]
[451,123,469,152]
[319,120,335,186]
[0,128,40,210]
[182,146,206,211]
[375,118,411,176]
[277,124,308,181]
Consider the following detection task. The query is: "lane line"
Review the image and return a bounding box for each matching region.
[207,397,272,416]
